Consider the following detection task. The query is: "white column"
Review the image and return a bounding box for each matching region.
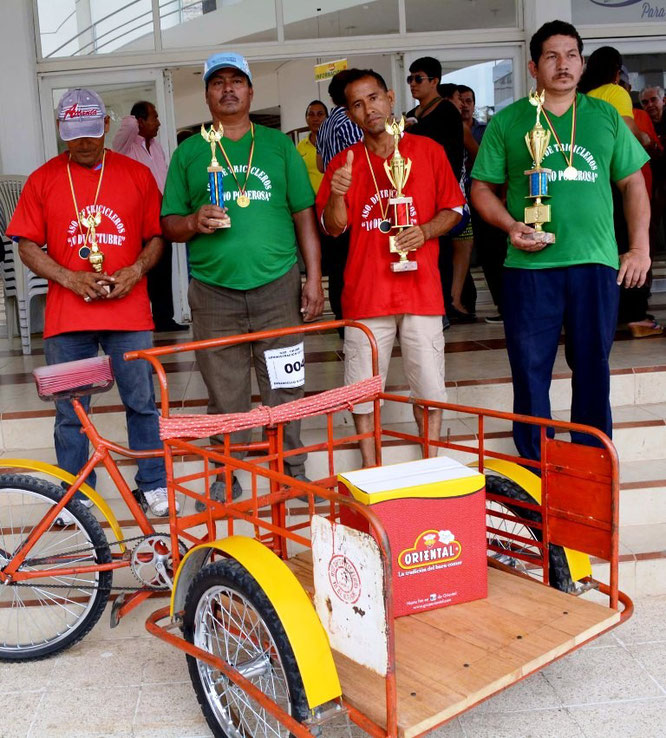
[524,0,573,41]
[0,1,44,175]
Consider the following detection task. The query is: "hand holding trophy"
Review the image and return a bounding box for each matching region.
[523,90,555,245]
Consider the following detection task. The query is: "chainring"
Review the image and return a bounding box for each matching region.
[129,534,187,590]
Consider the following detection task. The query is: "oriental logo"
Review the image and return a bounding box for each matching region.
[398,529,461,570]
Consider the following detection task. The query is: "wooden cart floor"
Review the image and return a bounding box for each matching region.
[287,554,620,738]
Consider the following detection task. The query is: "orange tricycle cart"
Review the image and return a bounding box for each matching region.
[0,321,631,738]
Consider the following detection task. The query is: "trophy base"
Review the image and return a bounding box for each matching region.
[391,260,418,272]
[210,218,231,229]
[526,231,555,245]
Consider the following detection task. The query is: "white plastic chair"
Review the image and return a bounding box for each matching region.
[0,175,48,355]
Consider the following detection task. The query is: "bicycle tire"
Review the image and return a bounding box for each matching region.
[0,473,112,661]
[183,558,310,738]
[486,474,574,592]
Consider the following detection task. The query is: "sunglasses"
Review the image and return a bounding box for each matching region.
[407,75,435,84]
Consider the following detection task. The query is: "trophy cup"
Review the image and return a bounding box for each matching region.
[81,211,112,296]
[524,90,555,244]
[384,117,417,272]
[200,122,231,229]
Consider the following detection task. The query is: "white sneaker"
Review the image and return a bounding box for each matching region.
[143,487,180,517]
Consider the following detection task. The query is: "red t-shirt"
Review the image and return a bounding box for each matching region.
[7,151,162,338]
[8,150,161,338]
[316,133,465,319]
[634,108,661,196]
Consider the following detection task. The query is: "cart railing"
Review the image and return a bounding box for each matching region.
[123,320,624,738]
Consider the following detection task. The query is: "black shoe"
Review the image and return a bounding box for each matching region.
[448,306,476,324]
[195,475,242,511]
[154,320,189,333]
[442,315,451,331]
[293,473,325,503]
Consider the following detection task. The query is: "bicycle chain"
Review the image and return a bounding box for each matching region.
[8,534,174,593]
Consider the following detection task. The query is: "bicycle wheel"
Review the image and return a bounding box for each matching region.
[184,558,309,738]
[486,475,573,592]
[0,474,112,661]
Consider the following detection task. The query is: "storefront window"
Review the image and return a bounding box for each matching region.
[38,0,154,58]
[574,1,666,26]
[283,0,399,41]
[159,0,277,48]
[405,0,518,34]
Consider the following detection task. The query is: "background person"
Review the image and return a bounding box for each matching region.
[579,47,661,339]
[8,88,175,518]
[296,99,328,193]
[113,100,187,332]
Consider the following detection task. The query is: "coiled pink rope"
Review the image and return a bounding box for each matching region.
[159,375,383,440]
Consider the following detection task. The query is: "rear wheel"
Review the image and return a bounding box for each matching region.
[0,474,112,660]
[486,475,574,592]
[184,558,309,738]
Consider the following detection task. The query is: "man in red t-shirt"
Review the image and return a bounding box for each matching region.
[316,69,465,466]
[8,88,177,518]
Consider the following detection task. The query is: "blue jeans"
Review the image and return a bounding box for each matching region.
[503,265,619,461]
[44,331,166,493]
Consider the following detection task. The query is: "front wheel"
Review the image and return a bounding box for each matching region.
[0,474,112,660]
[183,558,309,738]
[486,475,574,592]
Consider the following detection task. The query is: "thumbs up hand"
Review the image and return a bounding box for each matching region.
[330,149,354,197]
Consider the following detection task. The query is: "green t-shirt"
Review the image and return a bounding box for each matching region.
[162,124,314,289]
[471,93,649,270]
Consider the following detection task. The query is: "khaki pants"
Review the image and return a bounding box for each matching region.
[343,314,446,415]
[188,264,306,475]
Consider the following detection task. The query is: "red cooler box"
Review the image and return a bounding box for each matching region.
[338,456,487,617]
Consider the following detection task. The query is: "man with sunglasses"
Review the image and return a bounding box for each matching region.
[406,57,463,182]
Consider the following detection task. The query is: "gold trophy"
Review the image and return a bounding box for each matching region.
[524,90,555,244]
[81,211,105,274]
[384,117,417,272]
[200,122,230,228]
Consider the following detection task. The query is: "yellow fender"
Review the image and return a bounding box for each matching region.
[473,458,592,581]
[171,536,342,709]
[0,458,125,552]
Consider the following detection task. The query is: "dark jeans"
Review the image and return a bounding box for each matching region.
[472,210,507,314]
[188,264,306,476]
[322,230,349,324]
[44,331,166,492]
[147,241,177,329]
[503,265,619,461]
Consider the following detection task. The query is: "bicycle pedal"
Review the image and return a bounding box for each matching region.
[110,593,129,629]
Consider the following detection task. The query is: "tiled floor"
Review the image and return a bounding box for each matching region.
[1,595,664,737]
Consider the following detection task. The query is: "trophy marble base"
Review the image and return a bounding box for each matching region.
[391,259,418,272]
[526,231,556,245]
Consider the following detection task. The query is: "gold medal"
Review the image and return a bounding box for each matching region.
[236,194,250,208]
[563,166,578,181]
[216,123,256,211]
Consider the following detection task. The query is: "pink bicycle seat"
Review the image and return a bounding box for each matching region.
[33,355,115,401]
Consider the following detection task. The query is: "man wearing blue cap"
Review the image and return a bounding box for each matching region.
[161,53,324,504]
[8,88,177,518]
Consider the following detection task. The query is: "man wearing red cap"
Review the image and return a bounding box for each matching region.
[8,87,177,518]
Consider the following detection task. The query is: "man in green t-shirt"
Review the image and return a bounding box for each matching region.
[471,20,650,461]
[161,52,324,502]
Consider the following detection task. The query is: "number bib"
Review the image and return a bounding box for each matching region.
[264,342,305,389]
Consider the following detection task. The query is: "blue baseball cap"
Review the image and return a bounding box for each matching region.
[203,52,252,84]
[57,88,106,141]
